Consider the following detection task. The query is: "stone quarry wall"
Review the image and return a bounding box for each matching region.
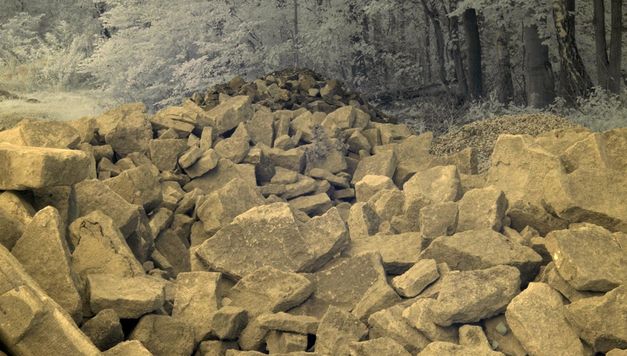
[0,70,625,356]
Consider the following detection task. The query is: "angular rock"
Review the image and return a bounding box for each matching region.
[0,210,21,250]
[430,265,521,326]
[184,158,257,195]
[351,150,397,184]
[403,165,462,203]
[323,106,356,132]
[368,188,405,222]
[506,282,585,356]
[291,253,390,318]
[375,123,412,145]
[355,175,396,203]
[105,109,153,156]
[196,204,348,279]
[104,164,162,212]
[418,201,458,243]
[420,229,543,283]
[206,96,254,135]
[350,338,411,356]
[565,285,627,352]
[178,146,203,169]
[282,175,318,199]
[212,306,248,340]
[0,191,35,228]
[0,119,81,149]
[148,139,188,171]
[185,149,221,178]
[256,313,319,335]
[75,179,141,237]
[87,274,165,319]
[402,299,458,343]
[347,202,379,240]
[227,267,313,317]
[80,309,124,351]
[368,304,431,354]
[102,340,152,356]
[0,245,101,356]
[172,272,222,342]
[247,110,274,147]
[316,306,368,356]
[456,186,508,232]
[0,143,92,190]
[483,314,527,356]
[507,200,569,236]
[11,207,82,322]
[392,259,440,298]
[266,331,308,354]
[351,279,402,321]
[215,124,250,164]
[195,340,239,356]
[130,315,195,356]
[545,224,626,292]
[344,233,423,274]
[150,106,196,135]
[288,193,332,216]
[154,228,190,275]
[196,178,265,234]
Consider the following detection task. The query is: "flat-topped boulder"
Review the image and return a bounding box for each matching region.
[0,143,92,190]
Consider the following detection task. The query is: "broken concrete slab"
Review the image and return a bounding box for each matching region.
[506,282,585,356]
[0,143,93,190]
[11,206,83,323]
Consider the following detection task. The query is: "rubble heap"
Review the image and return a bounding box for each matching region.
[0,71,625,356]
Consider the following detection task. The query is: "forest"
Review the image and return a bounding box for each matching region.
[0,0,626,132]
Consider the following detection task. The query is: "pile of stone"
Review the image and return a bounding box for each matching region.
[0,71,625,356]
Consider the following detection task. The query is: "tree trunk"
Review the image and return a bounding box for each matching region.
[423,9,432,83]
[593,0,610,89]
[448,13,468,100]
[608,0,623,93]
[293,0,299,68]
[496,24,514,103]
[420,0,451,95]
[553,0,593,103]
[523,23,556,107]
[463,8,483,100]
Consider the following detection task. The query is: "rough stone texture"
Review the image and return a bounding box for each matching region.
[0,244,101,356]
[196,203,348,279]
[316,306,368,356]
[351,150,397,184]
[545,224,626,292]
[87,274,165,319]
[196,177,265,233]
[206,95,254,135]
[0,143,92,190]
[212,306,248,340]
[483,314,527,356]
[149,138,188,172]
[429,265,521,326]
[172,272,222,342]
[215,124,251,164]
[506,283,585,356]
[75,179,141,238]
[343,233,423,274]
[0,210,21,250]
[368,304,431,354]
[11,206,83,323]
[227,267,313,317]
[392,259,440,297]
[349,337,412,356]
[247,110,274,147]
[355,175,397,202]
[347,202,380,240]
[256,313,319,335]
[456,186,508,232]
[185,149,221,178]
[130,315,195,356]
[288,193,333,216]
[266,331,308,354]
[0,119,81,149]
[80,309,124,351]
[184,158,257,195]
[104,164,162,212]
[417,325,505,356]
[565,285,627,353]
[195,340,239,356]
[104,108,153,156]
[102,340,153,356]
[507,200,569,236]
[402,298,458,343]
[420,229,543,283]
[291,253,392,318]
[418,201,458,242]
[403,165,462,203]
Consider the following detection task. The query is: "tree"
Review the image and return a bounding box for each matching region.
[524,21,556,107]
[596,0,623,93]
[552,0,593,102]
[462,8,483,99]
